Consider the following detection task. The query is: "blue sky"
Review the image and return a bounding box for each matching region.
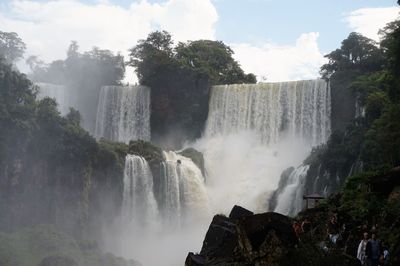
[0,0,399,81]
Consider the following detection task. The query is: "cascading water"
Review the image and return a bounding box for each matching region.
[205,79,331,146]
[36,82,70,115]
[95,85,150,143]
[121,154,159,228]
[273,165,310,216]
[195,79,331,215]
[160,151,209,227]
[109,151,209,265]
[106,79,331,265]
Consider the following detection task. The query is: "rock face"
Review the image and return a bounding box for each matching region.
[178,148,206,177]
[38,256,78,266]
[185,206,298,266]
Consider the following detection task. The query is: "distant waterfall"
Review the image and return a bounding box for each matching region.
[36,82,70,115]
[205,79,331,146]
[160,151,209,227]
[95,85,150,143]
[121,155,158,227]
[273,165,310,216]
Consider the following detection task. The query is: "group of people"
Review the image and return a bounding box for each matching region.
[292,214,392,265]
[356,232,390,266]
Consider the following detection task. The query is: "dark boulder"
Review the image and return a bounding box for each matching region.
[186,206,298,265]
[370,166,400,196]
[229,205,254,219]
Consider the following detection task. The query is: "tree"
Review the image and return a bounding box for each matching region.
[0,31,26,63]
[128,30,175,85]
[175,40,257,84]
[127,31,257,145]
[379,20,400,102]
[321,32,384,78]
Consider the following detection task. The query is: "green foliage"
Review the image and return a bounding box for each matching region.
[128,30,175,85]
[28,41,125,132]
[340,172,382,221]
[128,31,256,145]
[362,104,400,170]
[365,91,389,123]
[0,31,26,63]
[175,40,256,84]
[321,32,384,78]
[128,140,163,164]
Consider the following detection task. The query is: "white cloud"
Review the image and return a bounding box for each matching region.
[0,0,218,81]
[0,0,327,83]
[231,32,326,82]
[346,7,400,41]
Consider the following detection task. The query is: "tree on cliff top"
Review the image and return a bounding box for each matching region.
[321,32,384,78]
[128,31,256,145]
[128,30,256,85]
[0,31,26,64]
[175,40,256,84]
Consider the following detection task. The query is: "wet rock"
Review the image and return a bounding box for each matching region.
[185,206,298,265]
[229,205,254,219]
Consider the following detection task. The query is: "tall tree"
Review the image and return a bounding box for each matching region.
[0,31,26,64]
[321,32,384,78]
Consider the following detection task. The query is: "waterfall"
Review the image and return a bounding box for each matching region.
[160,151,209,227]
[121,154,158,228]
[355,94,365,118]
[95,85,150,143]
[273,165,310,216]
[36,82,70,115]
[205,79,331,146]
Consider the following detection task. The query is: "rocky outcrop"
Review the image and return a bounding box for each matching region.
[178,148,206,177]
[185,206,297,266]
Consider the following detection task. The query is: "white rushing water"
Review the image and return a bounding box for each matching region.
[95,85,151,143]
[205,79,331,146]
[196,79,331,215]
[106,79,331,265]
[273,165,310,216]
[160,151,209,227]
[36,82,70,115]
[109,151,208,266]
[121,154,159,228]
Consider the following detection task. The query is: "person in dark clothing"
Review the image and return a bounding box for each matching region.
[365,233,380,266]
[327,216,340,244]
[380,241,390,266]
[301,217,312,234]
[345,233,358,258]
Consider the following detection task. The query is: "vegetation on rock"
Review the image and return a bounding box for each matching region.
[128,31,257,147]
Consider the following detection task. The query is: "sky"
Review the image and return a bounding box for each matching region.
[0,0,399,82]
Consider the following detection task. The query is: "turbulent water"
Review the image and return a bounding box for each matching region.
[160,151,209,227]
[106,79,332,265]
[110,151,208,266]
[205,79,331,146]
[95,85,150,143]
[121,155,159,228]
[36,82,70,115]
[197,79,331,215]
[273,165,310,215]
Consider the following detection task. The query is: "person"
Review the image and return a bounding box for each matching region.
[293,221,302,239]
[327,216,340,244]
[345,233,358,258]
[366,233,380,266]
[357,232,369,266]
[301,217,312,234]
[380,241,389,266]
